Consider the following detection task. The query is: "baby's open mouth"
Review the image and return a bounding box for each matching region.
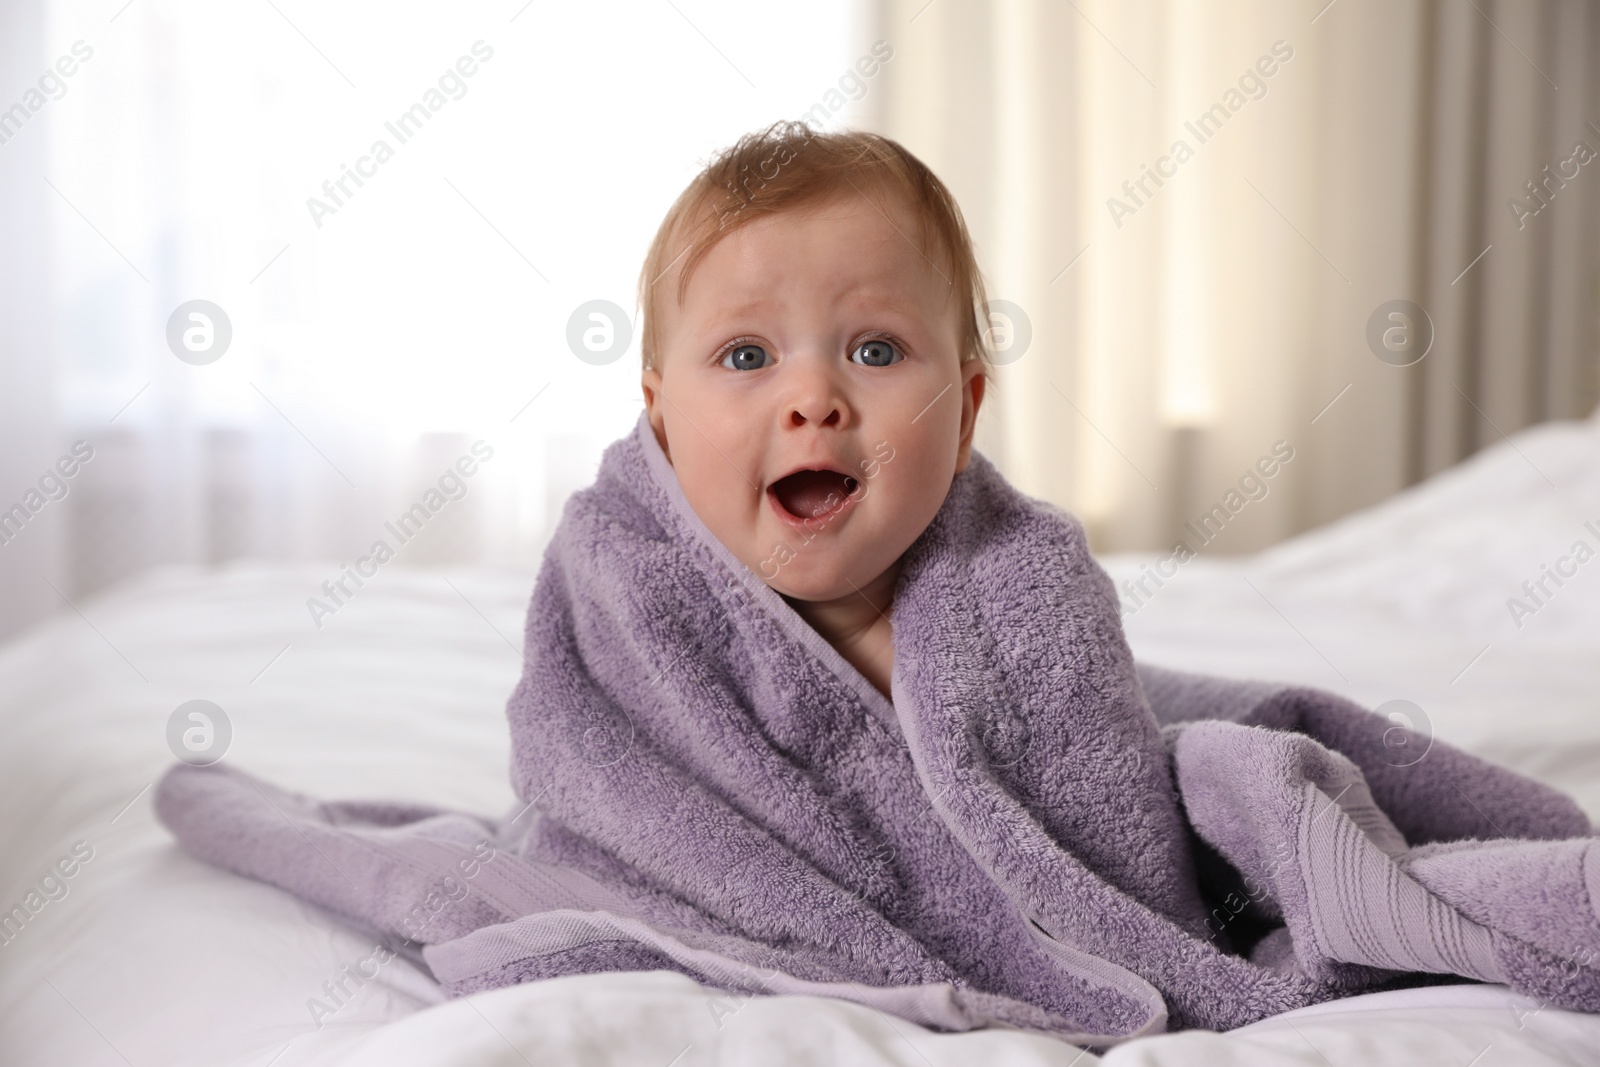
[769,469,861,522]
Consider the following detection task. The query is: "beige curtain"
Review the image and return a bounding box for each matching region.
[867,0,1600,553]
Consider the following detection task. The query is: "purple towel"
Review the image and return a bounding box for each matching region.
[155,412,1600,1047]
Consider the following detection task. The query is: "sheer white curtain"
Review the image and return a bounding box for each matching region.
[1,0,874,640]
[874,0,1600,553]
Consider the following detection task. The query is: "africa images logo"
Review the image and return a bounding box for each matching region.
[305,41,494,228]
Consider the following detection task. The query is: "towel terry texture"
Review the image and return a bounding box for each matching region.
[155,412,1600,1047]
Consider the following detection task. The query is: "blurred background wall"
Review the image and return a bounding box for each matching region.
[0,0,873,642]
[877,0,1600,553]
[1,0,1597,643]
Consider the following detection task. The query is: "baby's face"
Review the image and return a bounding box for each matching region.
[642,193,984,603]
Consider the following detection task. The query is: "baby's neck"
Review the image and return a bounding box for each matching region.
[784,562,899,702]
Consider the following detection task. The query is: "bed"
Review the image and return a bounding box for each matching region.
[2,408,1598,1066]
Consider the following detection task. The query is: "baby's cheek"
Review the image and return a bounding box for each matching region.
[887,439,957,524]
[861,469,912,534]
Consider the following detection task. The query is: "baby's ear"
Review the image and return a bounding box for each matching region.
[641,367,672,462]
[954,359,987,473]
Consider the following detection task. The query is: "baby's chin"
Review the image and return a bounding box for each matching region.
[760,554,901,605]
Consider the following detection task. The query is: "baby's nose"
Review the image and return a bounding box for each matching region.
[788,400,842,427]
[784,356,851,428]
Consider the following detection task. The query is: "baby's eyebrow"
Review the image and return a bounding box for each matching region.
[696,288,924,333]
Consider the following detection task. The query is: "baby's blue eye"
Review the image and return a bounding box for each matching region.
[851,339,901,367]
[722,343,771,371]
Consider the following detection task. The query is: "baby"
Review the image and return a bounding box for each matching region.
[636,121,992,699]
[154,122,1600,1036]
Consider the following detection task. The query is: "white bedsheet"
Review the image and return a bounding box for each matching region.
[1,410,1597,1066]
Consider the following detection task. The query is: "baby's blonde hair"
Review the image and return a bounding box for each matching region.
[636,121,992,380]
